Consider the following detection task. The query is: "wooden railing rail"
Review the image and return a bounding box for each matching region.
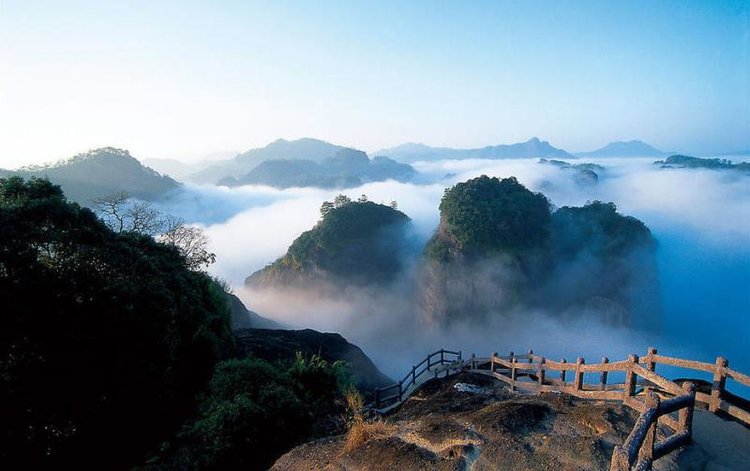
[611,383,696,471]
[373,349,462,409]
[372,346,749,470]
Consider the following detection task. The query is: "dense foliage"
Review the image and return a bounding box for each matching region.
[248,199,411,286]
[422,176,657,325]
[0,177,232,469]
[435,175,552,256]
[158,354,350,470]
[552,201,654,261]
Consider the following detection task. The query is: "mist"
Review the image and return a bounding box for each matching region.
[153,157,750,383]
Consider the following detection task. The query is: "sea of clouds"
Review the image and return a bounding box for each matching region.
[154,157,750,389]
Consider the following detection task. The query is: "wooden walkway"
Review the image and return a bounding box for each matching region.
[371,347,750,471]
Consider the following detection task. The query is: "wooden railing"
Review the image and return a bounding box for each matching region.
[373,349,462,409]
[372,347,750,471]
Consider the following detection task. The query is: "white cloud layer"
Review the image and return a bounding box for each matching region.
[154,158,750,382]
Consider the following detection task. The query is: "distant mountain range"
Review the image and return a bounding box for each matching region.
[188,138,350,184]
[0,147,179,204]
[575,140,666,158]
[186,138,415,188]
[219,148,415,189]
[375,137,573,162]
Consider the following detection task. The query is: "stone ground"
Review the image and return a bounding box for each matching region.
[272,372,750,470]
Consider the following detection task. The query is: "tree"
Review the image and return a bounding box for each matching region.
[94,191,215,271]
[0,177,232,468]
[333,194,351,208]
[389,200,398,209]
[93,191,162,235]
[357,194,368,203]
[320,201,334,218]
[158,216,216,271]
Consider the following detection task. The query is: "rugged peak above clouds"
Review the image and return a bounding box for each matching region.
[245,199,412,289]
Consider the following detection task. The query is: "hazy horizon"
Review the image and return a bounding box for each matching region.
[2,1,749,168]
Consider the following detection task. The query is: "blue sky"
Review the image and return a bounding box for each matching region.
[1,0,748,167]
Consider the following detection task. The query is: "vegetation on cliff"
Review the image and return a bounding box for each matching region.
[429,175,551,259]
[0,177,367,470]
[421,175,656,325]
[246,196,411,288]
[0,177,232,468]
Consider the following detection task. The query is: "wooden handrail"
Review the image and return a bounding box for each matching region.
[372,346,749,470]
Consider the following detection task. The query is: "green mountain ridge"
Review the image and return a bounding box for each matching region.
[0,147,179,204]
[246,199,411,289]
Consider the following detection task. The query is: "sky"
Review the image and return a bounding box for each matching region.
[1,0,748,168]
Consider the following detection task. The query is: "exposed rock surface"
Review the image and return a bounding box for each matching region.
[273,372,640,470]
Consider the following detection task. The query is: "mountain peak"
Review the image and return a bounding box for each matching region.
[576,140,665,158]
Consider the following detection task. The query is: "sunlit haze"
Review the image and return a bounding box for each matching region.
[1,0,748,168]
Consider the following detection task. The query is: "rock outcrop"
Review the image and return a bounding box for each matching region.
[273,372,639,470]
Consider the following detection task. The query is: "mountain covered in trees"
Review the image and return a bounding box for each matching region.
[654,154,750,172]
[420,175,658,328]
[246,196,411,290]
[576,140,665,158]
[0,177,390,470]
[376,137,573,162]
[219,148,415,189]
[0,147,179,204]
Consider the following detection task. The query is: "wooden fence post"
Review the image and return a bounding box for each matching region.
[574,357,585,391]
[528,349,534,363]
[600,357,609,391]
[411,365,416,386]
[458,350,462,361]
[610,446,630,471]
[538,357,546,387]
[560,358,567,387]
[644,347,657,395]
[710,356,728,413]
[646,347,657,371]
[471,353,476,370]
[440,350,444,363]
[491,352,498,373]
[624,354,639,398]
[398,381,403,402]
[680,381,696,438]
[638,392,660,463]
[510,352,517,392]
